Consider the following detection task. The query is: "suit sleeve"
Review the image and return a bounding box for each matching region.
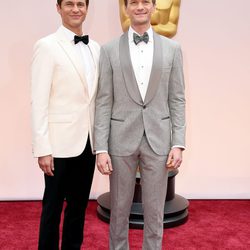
[94,46,114,152]
[168,44,186,148]
[31,39,54,157]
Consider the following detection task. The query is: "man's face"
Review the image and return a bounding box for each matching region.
[125,0,155,27]
[57,0,88,32]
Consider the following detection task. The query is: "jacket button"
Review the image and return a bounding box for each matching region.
[143,105,146,109]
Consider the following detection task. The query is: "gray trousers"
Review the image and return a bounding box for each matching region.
[109,136,169,250]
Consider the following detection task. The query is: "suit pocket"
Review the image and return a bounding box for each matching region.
[111,118,125,122]
[161,116,170,120]
[48,113,73,123]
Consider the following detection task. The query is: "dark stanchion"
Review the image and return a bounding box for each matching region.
[97,169,189,228]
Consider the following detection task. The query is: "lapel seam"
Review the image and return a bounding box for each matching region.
[144,32,163,105]
[56,36,89,97]
[120,32,144,105]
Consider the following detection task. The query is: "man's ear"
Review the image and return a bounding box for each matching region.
[56,3,61,15]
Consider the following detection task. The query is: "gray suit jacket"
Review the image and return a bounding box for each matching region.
[94,31,185,156]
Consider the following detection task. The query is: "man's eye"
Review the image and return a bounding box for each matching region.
[77,3,85,7]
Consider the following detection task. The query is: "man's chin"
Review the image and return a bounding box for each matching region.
[133,20,149,26]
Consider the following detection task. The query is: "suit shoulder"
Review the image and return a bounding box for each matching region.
[101,37,120,52]
[159,35,181,49]
[33,33,57,51]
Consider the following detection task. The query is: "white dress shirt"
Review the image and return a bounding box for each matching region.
[61,25,95,96]
[128,27,154,101]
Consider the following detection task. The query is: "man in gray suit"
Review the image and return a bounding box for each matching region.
[94,0,185,249]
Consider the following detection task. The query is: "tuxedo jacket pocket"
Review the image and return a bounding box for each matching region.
[161,116,170,120]
[48,113,73,123]
[111,118,125,122]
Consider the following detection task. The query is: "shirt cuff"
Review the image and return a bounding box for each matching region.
[172,145,185,150]
[96,150,108,155]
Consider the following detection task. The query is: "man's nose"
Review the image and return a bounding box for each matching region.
[72,4,80,12]
[137,2,144,10]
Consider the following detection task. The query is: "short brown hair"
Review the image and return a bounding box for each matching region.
[57,0,89,7]
[124,0,156,6]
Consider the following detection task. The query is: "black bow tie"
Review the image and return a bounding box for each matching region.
[133,32,149,45]
[74,35,89,45]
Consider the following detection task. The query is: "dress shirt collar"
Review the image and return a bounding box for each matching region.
[128,26,153,44]
[60,25,85,44]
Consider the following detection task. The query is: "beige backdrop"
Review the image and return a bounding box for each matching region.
[0,0,250,200]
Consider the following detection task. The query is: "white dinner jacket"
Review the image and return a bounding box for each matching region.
[31,26,100,158]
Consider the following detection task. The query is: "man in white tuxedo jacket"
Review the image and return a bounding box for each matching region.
[94,0,185,249]
[31,0,99,249]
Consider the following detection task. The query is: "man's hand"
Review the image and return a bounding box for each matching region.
[38,155,54,176]
[96,153,113,175]
[166,148,183,169]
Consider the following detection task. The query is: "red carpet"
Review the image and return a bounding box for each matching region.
[0,200,249,249]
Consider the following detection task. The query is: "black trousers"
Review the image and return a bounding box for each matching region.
[38,138,95,250]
